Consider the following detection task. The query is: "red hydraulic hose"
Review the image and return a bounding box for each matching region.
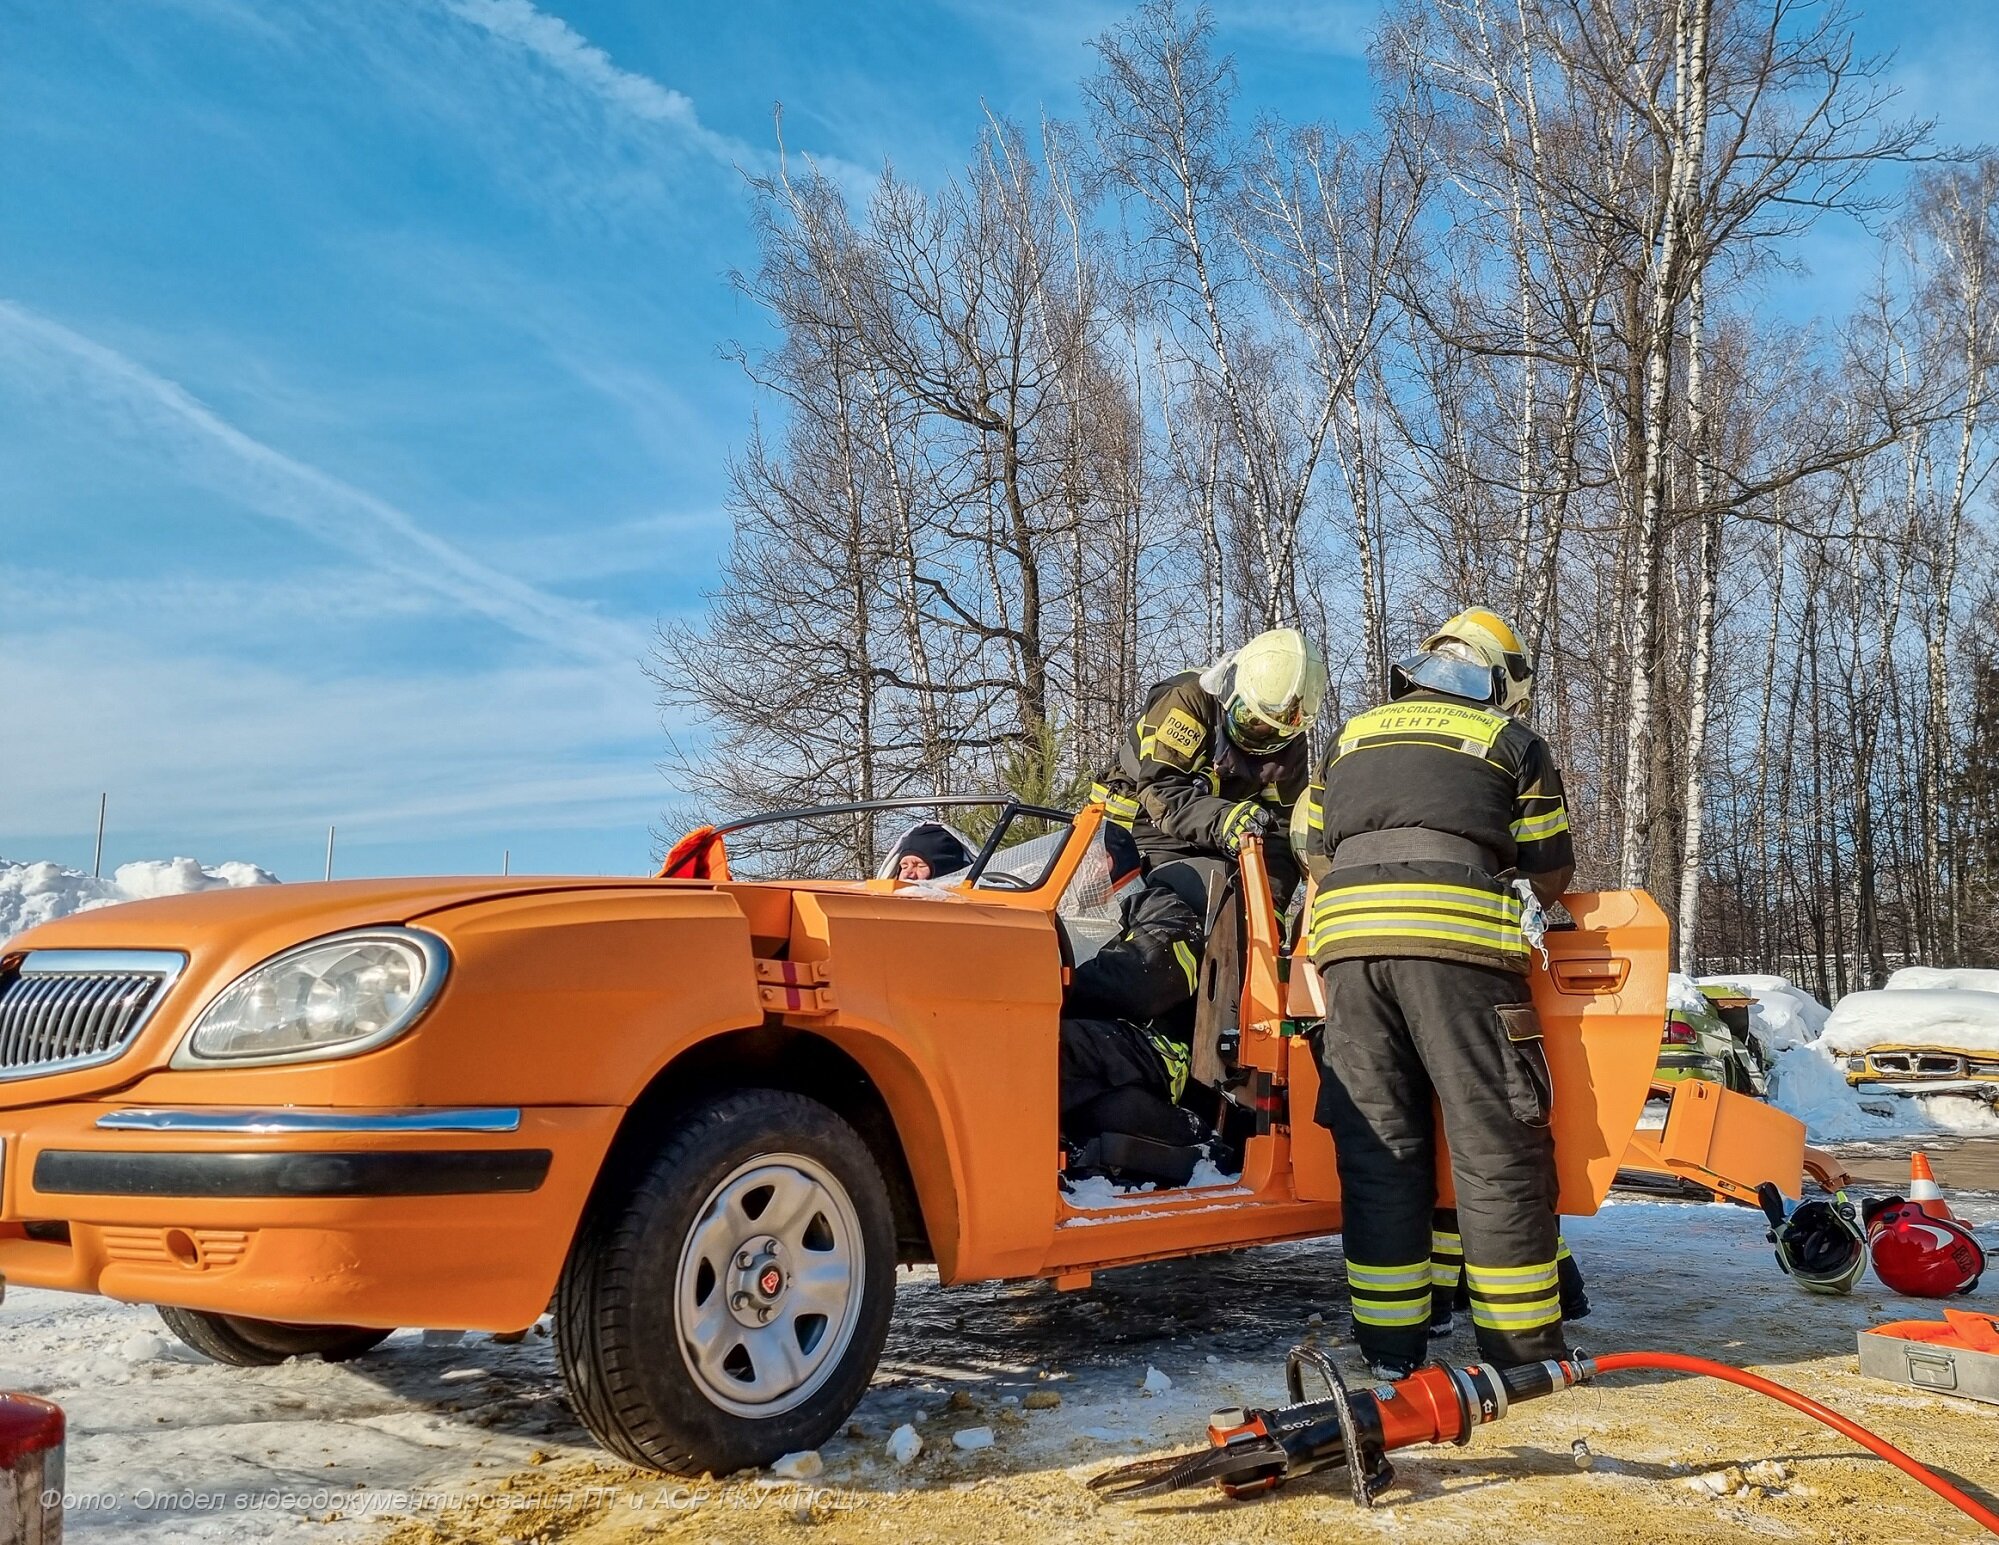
[1592,1351,1999,1537]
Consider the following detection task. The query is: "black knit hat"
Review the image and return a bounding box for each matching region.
[893,823,971,877]
[1100,821,1142,887]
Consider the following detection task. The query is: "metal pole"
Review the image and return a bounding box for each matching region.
[503,848,511,876]
[91,793,107,878]
[325,825,336,882]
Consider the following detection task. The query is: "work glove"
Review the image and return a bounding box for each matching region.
[1219,800,1273,856]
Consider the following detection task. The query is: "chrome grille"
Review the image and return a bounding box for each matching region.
[0,950,186,1078]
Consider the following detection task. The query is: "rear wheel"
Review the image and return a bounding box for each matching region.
[556,1088,896,1475]
[156,1306,391,1366]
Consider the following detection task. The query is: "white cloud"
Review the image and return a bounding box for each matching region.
[436,0,873,195]
[1228,0,1379,56]
[442,0,731,151]
[0,300,646,665]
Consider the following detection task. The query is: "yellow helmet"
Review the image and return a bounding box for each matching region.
[1219,628,1328,754]
[1393,607,1534,713]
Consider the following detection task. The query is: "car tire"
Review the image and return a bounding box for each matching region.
[156,1306,392,1366]
[556,1088,896,1475]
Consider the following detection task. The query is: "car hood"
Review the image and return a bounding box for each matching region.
[0,876,736,1109]
[4,876,700,956]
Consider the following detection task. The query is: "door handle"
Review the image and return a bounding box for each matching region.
[1550,958,1628,994]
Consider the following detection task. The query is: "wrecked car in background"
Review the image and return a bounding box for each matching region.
[1830,968,1999,1107]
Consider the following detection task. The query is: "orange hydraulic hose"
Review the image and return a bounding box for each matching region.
[1592,1351,1999,1537]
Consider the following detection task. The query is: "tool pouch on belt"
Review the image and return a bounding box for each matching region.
[1496,1004,1552,1127]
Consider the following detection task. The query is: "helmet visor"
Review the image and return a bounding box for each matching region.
[1392,651,1498,704]
[1225,695,1305,754]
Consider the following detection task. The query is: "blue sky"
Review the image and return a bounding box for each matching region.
[1,0,1990,881]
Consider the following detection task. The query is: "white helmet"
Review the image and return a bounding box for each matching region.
[1210,628,1327,755]
[1391,607,1534,715]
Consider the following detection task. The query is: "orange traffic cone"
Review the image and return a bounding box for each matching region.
[1908,1151,1954,1220]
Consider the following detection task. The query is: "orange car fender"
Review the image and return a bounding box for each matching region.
[811,1021,969,1277]
[786,890,1063,1284]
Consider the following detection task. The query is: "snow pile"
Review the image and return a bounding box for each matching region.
[1885,966,1999,994]
[1695,973,1829,1053]
[1764,1044,1904,1142]
[1822,989,1999,1057]
[0,856,279,946]
[1675,971,1999,1140]
[1665,974,1710,1015]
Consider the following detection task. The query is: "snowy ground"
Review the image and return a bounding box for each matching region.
[12,1162,1996,1545]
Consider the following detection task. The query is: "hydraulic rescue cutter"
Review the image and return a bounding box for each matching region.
[1089,1343,1590,1506]
[1091,1342,1999,1537]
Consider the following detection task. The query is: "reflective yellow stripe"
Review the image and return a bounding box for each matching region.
[1466,1262,1561,1290]
[1308,878,1526,958]
[1432,1261,1464,1288]
[1353,1298,1433,1327]
[1556,1237,1572,1263]
[1092,782,1140,827]
[1431,1231,1463,1254]
[1348,1262,1432,1290]
[1469,1295,1563,1330]
[1511,807,1571,842]
[1171,940,1199,993]
[1148,1032,1190,1102]
[1313,882,1521,915]
[1311,919,1529,954]
[1312,897,1521,926]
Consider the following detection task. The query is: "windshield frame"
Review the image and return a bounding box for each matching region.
[697,796,1089,895]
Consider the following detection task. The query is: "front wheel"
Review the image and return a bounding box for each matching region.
[156,1307,391,1366]
[556,1088,896,1475]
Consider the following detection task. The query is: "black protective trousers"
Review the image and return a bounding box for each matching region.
[1314,956,1565,1368]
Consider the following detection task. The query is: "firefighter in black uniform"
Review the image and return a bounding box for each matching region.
[1092,628,1327,905]
[1302,608,1575,1378]
[1059,826,1208,1179]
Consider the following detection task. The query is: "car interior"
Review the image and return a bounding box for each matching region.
[976,824,1255,1196]
[870,806,1257,1198]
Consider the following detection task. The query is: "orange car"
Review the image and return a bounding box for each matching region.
[0,798,1830,1474]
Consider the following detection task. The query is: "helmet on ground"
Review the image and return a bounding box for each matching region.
[1390,607,1534,714]
[1760,1183,1866,1295]
[1217,628,1327,755]
[1864,1198,1987,1298]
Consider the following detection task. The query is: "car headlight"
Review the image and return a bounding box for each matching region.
[175,928,448,1067]
[1847,1057,1867,1073]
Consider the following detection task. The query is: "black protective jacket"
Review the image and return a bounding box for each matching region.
[1064,880,1204,1042]
[1095,672,1310,869]
[1303,691,1574,974]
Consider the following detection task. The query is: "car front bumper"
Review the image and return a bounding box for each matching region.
[1843,1076,1999,1103]
[0,1102,621,1330]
